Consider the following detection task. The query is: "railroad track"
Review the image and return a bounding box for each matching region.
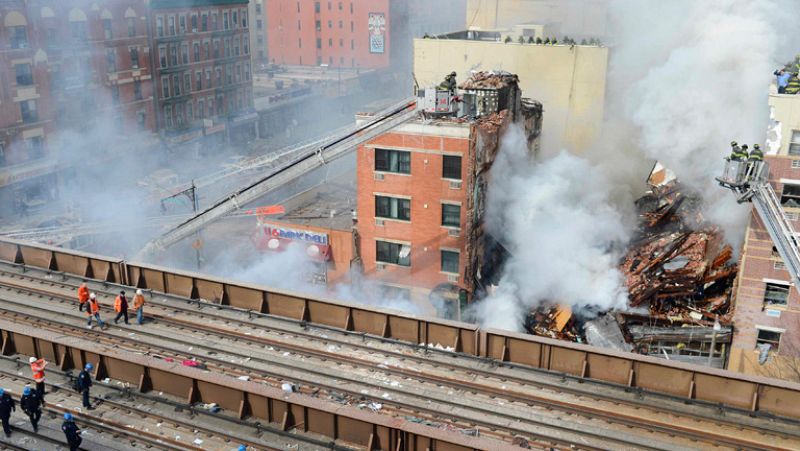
[0,264,797,450]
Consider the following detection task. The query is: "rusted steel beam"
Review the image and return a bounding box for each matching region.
[0,318,491,451]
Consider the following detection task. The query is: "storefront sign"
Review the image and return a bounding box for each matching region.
[0,158,58,188]
[252,223,331,261]
[263,224,328,245]
[368,13,386,54]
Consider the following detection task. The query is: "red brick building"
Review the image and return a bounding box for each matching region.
[354,74,541,318]
[265,0,390,69]
[0,0,156,215]
[148,0,256,147]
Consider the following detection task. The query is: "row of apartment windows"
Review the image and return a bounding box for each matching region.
[375,149,462,180]
[156,9,248,38]
[5,14,140,50]
[314,37,356,50]
[375,195,461,228]
[162,88,251,129]
[160,63,250,99]
[375,240,460,274]
[158,36,249,69]
[106,48,141,73]
[313,19,356,33]
[314,2,355,14]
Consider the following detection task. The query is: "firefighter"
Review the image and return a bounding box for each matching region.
[749,143,764,162]
[28,356,47,399]
[133,289,146,325]
[438,71,457,93]
[77,363,94,410]
[77,283,89,312]
[20,386,42,432]
[114,290,130,325]
[0,388,15,437]
[729,141,747,161]
[86,293,105,329]
[62,412,82,451]
[786,73,800,95]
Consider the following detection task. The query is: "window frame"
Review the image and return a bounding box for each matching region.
[763,281,790,307]
[441,203,461,228]
[756,328,783,351]
[441,250,460,274]
[442,155,462,180]
[376,240,411,267]
[375,195,411,221]
[790,130,800,156]
[374,148,411,174]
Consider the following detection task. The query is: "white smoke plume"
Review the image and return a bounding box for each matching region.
[473,0,800,331]
[476,126,631,332]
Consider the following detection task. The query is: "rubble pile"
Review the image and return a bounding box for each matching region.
[524,305,581,341]
[619,180,737,323]
[458,71,519,90]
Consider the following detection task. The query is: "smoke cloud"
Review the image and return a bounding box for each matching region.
[476,126,631,332]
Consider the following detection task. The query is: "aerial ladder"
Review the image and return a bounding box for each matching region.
[717,159,800,293]
[138,97,420,256]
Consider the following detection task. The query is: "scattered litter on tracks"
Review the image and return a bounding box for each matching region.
[281,382,296,393]
[193,438,204,445]
[238,375,250,381]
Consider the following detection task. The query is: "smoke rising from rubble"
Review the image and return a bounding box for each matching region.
[474,126,631,332]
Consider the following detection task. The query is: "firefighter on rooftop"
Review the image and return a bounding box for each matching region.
[439,71,457,93]
[729,141,747,161]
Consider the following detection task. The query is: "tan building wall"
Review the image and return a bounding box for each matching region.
[414,39,606,153]
[465,0,608,36]
[768,88,800,156]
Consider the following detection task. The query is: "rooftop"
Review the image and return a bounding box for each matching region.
[271,175,356,232]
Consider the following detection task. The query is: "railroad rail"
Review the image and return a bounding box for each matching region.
[0,263,798,449]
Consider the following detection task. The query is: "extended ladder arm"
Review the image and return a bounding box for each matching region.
[717,160,800,293]
[139,98,419,256]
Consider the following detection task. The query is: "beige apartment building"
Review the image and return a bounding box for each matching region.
[414,32,607,153]
[465,0,608,36]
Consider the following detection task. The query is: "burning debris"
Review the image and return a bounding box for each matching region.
[524,305,581,341]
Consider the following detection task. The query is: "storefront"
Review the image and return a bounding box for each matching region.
[251,221,332,285]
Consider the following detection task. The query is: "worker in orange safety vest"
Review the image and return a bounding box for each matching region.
[77,283,89,312]
[114,290,129,325]
[28,357,46,400]
[86,293,105,329]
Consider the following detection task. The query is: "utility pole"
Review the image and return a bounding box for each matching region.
[191,180,202,270]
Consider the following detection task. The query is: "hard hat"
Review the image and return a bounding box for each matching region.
[136,289,143,295]
[450,71,456,76]
[120,290,126,295]
[0,388,5,396]
[23,387,31,395]
[29,357,37,363]
[742,144,749,149]
[754,144,761,149]
[64,412,73,421]
[85,363,93,370]
[90,293,96,299]
[238,446,247,451]
[730,140,737,146]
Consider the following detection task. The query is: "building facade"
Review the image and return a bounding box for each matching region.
[414,33,607,154]
[148,0,256,148]
[728,86,800,381]
[354,73,541,318]
[0,0,157,216]
[265,0,390,69]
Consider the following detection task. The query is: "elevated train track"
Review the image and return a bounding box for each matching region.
[1,238,800,450]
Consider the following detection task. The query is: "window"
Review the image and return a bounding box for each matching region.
[198,99,205,119]
[224,38,230,57]
[376,241,410,266]
[350,3,353,13]
[244,38,249,55]
[339,2,343,10]
[26,137,44,159]
[234,36,240,56]
[204,41,210,59]
[130,48,139,69]
[159,45,167,68]
[176,103,184,126]
[328,20,332,29]
[316,38,322,49]
[20,100,37,123]
[223,12,229,30]
[202,14,208,31]
[351,39,354,49]
[257,3,262,14]
[157,17,164,37]
[212,13,218,31]
[763,282,789,307]
[184,73,192,93]
[351,21,354,32]
[15,64,32,85]
[134,80,142,100]
[164,105,173,128]
[173,74,181,96]
[339,20,343,29]
[168,16,175,35]
[103,19,113,40]
[257,19,263,30]
[339,38,343,47]
[315,2,321,13]
[10,25,27,49]
[376,196,410,221]
[442,204,461,227]
[127,18,136,37]
[187,101,193,121]
[232,11,238,27]
[213,40,220,58]
[375,149,410,174]
[441,250,460,274]
[179,15,186,34]
[191,15,197,32]
[169,44,178,66]
[161,76,170,97]
[756,328,782,351]
[242,11,247,28]
[244,62,250,81]
[790,130,800,156]
[106,50,117,72]
[316,20,321,31]
[137,111,146,130]
[781,184,800,208]
[111,85,120,104]
[70,22,87,42]
[46,28,56,48]
[207,96,214,116]
[193,43,200,62]
[181,43,189,64]
[443,155,462,180]
[196,71,202,91]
